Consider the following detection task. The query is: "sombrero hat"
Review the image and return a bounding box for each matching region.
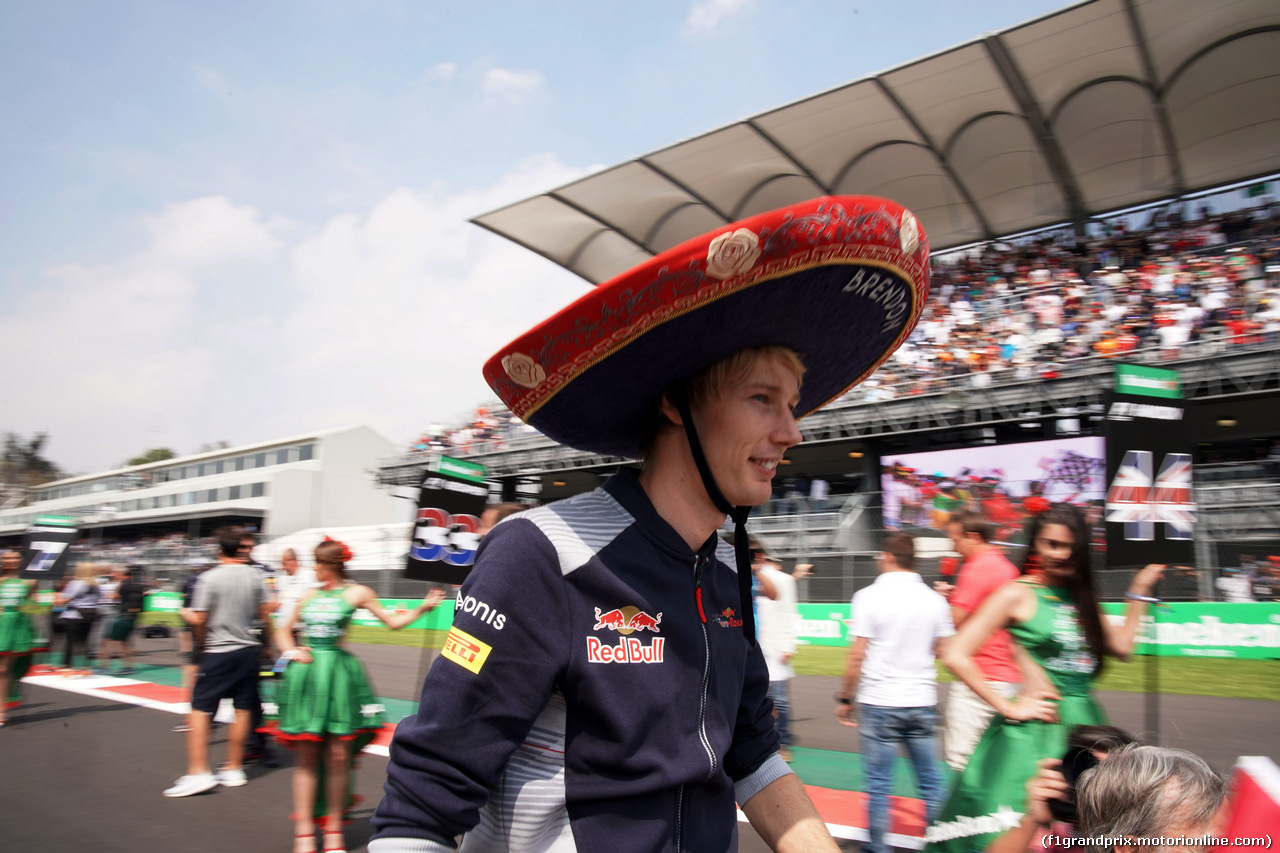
[485,195,930,457]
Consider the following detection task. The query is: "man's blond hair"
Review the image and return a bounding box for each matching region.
[638,345,806,459]
[685,345,806,406]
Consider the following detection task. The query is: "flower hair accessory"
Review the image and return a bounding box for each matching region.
[1023,496,1051,516]
[322,535,354,563]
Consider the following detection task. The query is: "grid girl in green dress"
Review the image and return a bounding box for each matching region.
[926,503,1166,851]
[0,549,45,725]
[270,538,443,853]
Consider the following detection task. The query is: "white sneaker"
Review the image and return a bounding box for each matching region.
[163,773,218,797]
[215,768,247,787]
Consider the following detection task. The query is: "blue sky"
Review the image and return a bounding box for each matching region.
[1,0,1067,473]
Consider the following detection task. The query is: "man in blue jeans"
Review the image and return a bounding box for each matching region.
[834,532,953,851]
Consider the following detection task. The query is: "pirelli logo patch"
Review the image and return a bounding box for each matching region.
[442,626,491,675]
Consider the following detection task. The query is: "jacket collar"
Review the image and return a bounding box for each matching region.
[601,468,720,562]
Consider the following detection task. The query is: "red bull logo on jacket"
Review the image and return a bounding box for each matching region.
[592,606,662,634]
[589,605,664,663]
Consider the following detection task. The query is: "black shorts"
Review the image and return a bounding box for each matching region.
[190,646,261,713]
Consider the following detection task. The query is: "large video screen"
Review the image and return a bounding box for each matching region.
[880,436,1106,543]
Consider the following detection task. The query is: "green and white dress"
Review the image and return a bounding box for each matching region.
[268,586,384,743]
[926,580,1106,850]
[0,577,44,709]
[263,586,386,820]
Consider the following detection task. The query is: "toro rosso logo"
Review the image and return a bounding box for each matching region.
[588,605,664,664]
[715,607,743,629]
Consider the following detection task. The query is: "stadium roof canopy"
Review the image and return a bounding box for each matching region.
[473,0,1280,285]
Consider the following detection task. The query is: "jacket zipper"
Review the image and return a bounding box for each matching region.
[692,555,717,782]
[675,784,685,852]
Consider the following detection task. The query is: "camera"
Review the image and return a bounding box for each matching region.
[1047,744,1102,823]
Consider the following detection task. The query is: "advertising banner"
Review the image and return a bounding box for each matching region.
[21,515,78,581]
[796,603,853,646]
[148,595,1273,659]
[792,601,1280,658]
[348,598,455,631]
[1101,602,1280,660]
[404,458,489,584]
[1103,364,1196,567]
[143,591,183,613]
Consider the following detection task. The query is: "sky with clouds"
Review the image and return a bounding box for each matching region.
[1,0,1066,475]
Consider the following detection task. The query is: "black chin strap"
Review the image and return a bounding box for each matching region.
[669,385,756,647]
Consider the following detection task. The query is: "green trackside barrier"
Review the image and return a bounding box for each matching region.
[796,603,853,647]
[141,590,455,631]
[789,601,1280,659]
[139,593,1280,660]
[346,598,455,631]
[1099,602,1280,660]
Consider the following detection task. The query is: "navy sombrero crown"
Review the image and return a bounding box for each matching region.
[484,195,931,457]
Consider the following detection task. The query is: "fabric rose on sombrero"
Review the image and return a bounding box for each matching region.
[705,228,763,280]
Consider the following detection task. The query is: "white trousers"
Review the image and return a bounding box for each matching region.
[943,678,1020,772]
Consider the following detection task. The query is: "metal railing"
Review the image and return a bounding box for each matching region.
[375,338,1280,480]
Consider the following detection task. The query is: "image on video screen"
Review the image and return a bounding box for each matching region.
[879,436,1106,545]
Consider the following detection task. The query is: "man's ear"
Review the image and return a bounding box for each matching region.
[1114,843,1135,853]
[658,392,684,427]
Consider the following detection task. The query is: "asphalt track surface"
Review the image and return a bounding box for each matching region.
[1,636,1275,853]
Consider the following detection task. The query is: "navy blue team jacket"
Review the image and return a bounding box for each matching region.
[370,469,790,852]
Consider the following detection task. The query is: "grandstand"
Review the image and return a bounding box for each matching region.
[0,426,415,587]
[381,0,1280,603]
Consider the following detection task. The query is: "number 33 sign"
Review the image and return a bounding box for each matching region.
[412,508,481,565]
[404,470,489,584]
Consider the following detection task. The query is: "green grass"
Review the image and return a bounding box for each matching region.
[790,645,1280,701]
[139,612,183,627]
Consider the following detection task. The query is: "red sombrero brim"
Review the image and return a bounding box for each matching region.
[484,195,930,458]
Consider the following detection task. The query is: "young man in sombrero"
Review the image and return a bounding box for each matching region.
[371,196,930,853]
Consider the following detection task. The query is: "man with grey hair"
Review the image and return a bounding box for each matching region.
[1077,745,1229,853]
[273,547,316,630]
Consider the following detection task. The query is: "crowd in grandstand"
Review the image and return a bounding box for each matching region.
[855,200,1280,401]
[405,403,536,456]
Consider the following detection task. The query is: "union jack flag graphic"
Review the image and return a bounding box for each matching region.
[1151,453,1196,539]
[1106,450,1197,541]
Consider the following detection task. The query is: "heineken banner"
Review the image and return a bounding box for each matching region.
[788,602,1280,659]
[144,591,183,613]
[140,593,457,632]
[404,456,489,584]
[796,603,853,646]
[1103,364,1196,567]
[1100,602,1280,660]
[21,515,78,581]
[348,599,455,631]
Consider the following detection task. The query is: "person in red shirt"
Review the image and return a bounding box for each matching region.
[939,510,1023,771]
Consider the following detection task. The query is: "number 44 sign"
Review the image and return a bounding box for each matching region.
[1105,450,1196,541]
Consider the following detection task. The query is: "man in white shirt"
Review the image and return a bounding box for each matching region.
[835,532,954,853]
[273,548,317,628]
[752,544,799,762]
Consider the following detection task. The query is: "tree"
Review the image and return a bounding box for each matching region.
[126,447,177,467]
[1,432,67,486]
